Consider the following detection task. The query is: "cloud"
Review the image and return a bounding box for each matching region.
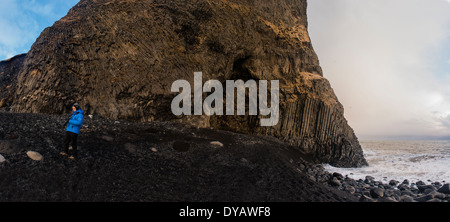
[0,1,40,59]
[0,0,78,60]
[308,0,450,139]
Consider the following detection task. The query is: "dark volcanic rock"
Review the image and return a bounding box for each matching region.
[173,140,190,152]
[438,184,450,194]
[0,140,20,154]
[317,170,450,202]
[2,0,366,167]
[370,187,384,198]
[0,53,26,109]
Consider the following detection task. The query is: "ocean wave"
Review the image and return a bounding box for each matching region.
[323,140,450,184]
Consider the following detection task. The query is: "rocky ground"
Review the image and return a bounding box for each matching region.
[1,111,449,202]
[0,111,357,202]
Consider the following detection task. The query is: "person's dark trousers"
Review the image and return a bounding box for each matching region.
[63,131,78,157]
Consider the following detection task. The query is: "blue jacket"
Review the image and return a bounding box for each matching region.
[66,109,84,134]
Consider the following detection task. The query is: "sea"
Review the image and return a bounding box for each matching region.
[323,140,450,184]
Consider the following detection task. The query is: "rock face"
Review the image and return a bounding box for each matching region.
[0,53,26,109]
[3,0,366,167]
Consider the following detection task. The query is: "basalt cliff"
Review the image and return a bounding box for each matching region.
[0,0,367,167]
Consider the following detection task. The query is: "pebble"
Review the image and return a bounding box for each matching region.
[370,188,384,198]
[438,184,450,194]
[173,141,189,152]
[0,140,18,154]
[344,186,356,194]
[418,184,435,193]
[397,184,409,191]
[415,194,434,202]
[26,151,43,161]
[389,180,399,186]
[399,195,415,202]
[329,177,341,187]
[101,135,114,142]
[428,191,445,199]
[359,195,375,202]
[332,172,344,180]
[210,141,224,147]
[124,143,136,153]
[240,158,248,163]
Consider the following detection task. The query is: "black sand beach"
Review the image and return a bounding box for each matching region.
[1,111,449,204]
[0,111,357,202]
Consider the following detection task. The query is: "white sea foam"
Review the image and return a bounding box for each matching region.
[323,140,450,184]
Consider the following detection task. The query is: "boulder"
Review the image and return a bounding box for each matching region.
[437,184,450,194]
[430,191,446,199]
[124,143,136,153]
[397,184,410,191]
[370,188,384,198]
[418,185,436,193]
[344,186,356,194]
[416,181,426,186]
[329,177,341,187]
[332,172,344,180]
[0,54,26,109]
[173,141,189,152]
[364,176,375,184]
[399,195,415,202]
[415,194,434,202]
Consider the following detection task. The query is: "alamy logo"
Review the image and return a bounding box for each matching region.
[171,72,279,126]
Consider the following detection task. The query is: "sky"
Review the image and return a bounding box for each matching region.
[308,0,450,140]
[0,0,79,60]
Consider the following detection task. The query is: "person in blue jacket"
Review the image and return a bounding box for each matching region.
[61,103,84,159]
